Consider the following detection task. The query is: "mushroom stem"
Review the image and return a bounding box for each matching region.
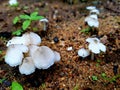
[43,22,47,31]
[91,52,94,60]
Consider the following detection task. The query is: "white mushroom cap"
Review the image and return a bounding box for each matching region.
[78,48,90,58]
[86,6,96,11]
[28,45,39,57]
[6,37,24,47]
[22,32,41,45]
[85,14,99,28]
[86,37,106,54]
[19,57,36,75]
[53,51,61,62]
[5,44,28,67]
[9,0,18,5]
[31,46,55,69]
[90,9,100,15]
[6,32,41,47]
[40,18,49,22]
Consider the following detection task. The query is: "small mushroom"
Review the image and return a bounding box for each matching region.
[19,57,36,75]
[86,6,96,11]
[40,18,49,31]
[9,0,18,6]
[5,44,28,67]
[53,51,61,62]
[78,48,90,58]
[86,37,106,60]
[85,14,99,28]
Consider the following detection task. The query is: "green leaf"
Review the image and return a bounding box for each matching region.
[101,73,106,78]
[31,16,44,21]
[12,29,23,36]
[13,16,19,24]
[92,75,98,81]
[11,81,23,90]
[30,12,38,17]
[81,27,91,33]
[22,20,31,30]
[19,15,30,20]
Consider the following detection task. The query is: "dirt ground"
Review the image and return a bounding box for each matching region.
[0,0,120,90]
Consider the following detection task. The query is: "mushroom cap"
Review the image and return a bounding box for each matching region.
[85,14,99,28]
[86,37,106,54]
[5,44,28,67]
[31,46,55,69]
[40,18,49,22]
[86,6,96,10]
[28,45,39,57]
[22,32,41,45]
[53,51,61,62]
[6,37,24,47]
[6,32,41,47]
[9,0,18,5]
[19,57,35,75]
[90,9,100,15]
[78,48,90,58]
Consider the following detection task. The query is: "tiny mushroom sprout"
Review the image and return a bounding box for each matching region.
[78,48,90,58]
[29,45,61,69]
[85,14,99,28]
[40,18,49,31]
[86,37,106,60]
[86,6,96,11]
[9,0,18,6]
[6,32,41,46]
[19,57,36,75]
[5,44,28,67]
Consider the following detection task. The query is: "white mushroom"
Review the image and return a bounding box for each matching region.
[53,51,61,62]
[30,46,56,69]
[90,9,100,15]
[6,32,41,47]
[86,37,106,60]
[86,6,96,11]
[78,48,90,58]
[85,14,99,28]
[40,18,49,31]
[5,44,28,67]
[9,0,18,6]
[86,37,106,54]
[22,32,41,45]
[19,57,36,75]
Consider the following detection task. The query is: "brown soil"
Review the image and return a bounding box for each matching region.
[0,0,120,90]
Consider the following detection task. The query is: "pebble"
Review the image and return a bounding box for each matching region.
[67,47,73,51]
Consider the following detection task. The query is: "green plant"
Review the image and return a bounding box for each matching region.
[92,75,98,81]
[73,84,79,90]
[81,27,92,34]
[11,81,23,90]
[13,12,44,35]
[96,59,101,67]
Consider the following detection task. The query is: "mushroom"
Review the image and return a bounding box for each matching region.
[86,6,96,11]
[90,9,100,15]
[19,57,36,75]
[9,0,18,6]
[22,32,41,45]
[53,51,61,62]
[40,18,49,31]
[85,14,99,28]
[5,44,28,67]
[6,32,41,47]
[78,48,90,58]
[86,37,106,60]
[30,46,59,69]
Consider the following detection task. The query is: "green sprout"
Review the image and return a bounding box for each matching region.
[13,12,45,35]
[10,2,19,7]
[11,81,23,90]
[92,75,98,81]
[81,27,92,34]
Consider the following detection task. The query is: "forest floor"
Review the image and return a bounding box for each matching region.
[0,0,120,90]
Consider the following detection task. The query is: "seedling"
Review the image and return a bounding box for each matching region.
[92,75,98,81]
[81,27,92,34]
[13,12,45,35]
[11,81,23,90]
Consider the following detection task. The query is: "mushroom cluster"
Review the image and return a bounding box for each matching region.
[9,0,18,6]
[85,6,100,28]
[5,32,61,75]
